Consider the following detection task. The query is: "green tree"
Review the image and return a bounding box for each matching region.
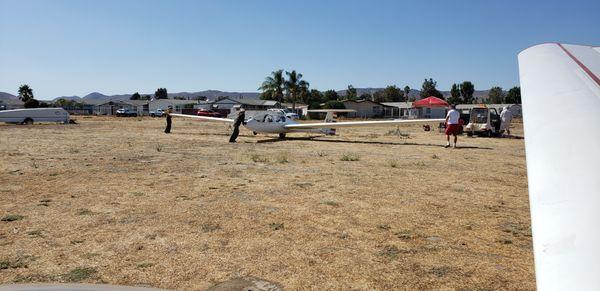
[307,89,323,104]
[24,98,40,108]
[505,86,521,104]
[154,88,168,99]
[373,85,404,102]
[403,86,411,98]
[259,69,285,103]
[141,94,151,100]
[385,85,404,102]
[130,92,141,100]
[298,83,310,105]
[323,100,345,109]
[284,70,309,110]
[359,93,372,100]
[447,83,462,104]
[420,78,443,99]
[460,81,475,104]
[18,84,34,102]
[488,86,505,104]
[323,89,339,101]
[346,85,357,100]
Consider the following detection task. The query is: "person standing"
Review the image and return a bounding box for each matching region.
[500,106,513,136]
[445,104,461,148]
[164,106,173,134]
[229,108,246,143]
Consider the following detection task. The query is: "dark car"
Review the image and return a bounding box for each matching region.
[116,108,138,117]
[196,109,222,118]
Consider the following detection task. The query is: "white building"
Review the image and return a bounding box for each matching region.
[381,102,416,118]
[204,97,281,117]
[341,100,393,118]
[93,100,148,116]
[149,99,198,114]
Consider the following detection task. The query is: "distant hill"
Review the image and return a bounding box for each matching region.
[0,92,18,101]
[2,87,500,104]
[53,96,83,102]
[49,90,261,103]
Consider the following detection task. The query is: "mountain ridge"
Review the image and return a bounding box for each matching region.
[1,87,500,103]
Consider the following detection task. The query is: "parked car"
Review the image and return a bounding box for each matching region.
[0,108,70,124]
[150,109,164,117]
[267,108,299,119]
[116,108,138,117]
[197,109,222,118]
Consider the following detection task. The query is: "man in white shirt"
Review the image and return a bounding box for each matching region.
[445,104,461,148]
[500,106,513,136]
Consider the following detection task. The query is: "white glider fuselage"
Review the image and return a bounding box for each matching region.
[244,114,322,134]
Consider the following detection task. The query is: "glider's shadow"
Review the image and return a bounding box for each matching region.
[170,131,256,138]
[256,136,493,150]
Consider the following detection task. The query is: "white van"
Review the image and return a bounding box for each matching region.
[0,108,70,124]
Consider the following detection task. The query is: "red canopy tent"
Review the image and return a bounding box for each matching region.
[412,96,449,108]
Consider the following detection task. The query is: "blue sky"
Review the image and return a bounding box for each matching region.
[1,0,599,99]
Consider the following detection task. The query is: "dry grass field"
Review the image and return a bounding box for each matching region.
[0,116,534,290]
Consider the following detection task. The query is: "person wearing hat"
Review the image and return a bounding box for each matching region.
[164,106,173,134]
[229,108,246,143]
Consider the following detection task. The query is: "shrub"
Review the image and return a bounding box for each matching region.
[1,214,24,222]
[24,99,40,108]
[340,153,360,161]
[250,154,268,163]
[64,267,97,282]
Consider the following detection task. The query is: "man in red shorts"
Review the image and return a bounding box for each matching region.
[445,104,461,148]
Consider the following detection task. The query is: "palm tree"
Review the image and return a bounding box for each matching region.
[285,70,309,110]
[18,84,34,102]
[258,70,285,103]
[403,86,411,99]
[299,82,310,104]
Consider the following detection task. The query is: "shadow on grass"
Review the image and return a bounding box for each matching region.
[256,136,493,150]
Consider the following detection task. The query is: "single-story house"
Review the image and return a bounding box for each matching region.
[412,107,447,119]
[59,103,96,115]
[93,100,149,116]
[149,99,198,114]
[381,102,415,118]
[341,100,394,118]
[206,97,281,116]
[281,103,307,117]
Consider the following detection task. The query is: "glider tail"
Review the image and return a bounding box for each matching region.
[322,112,336,135]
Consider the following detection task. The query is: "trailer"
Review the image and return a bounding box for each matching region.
[0,108,70,124]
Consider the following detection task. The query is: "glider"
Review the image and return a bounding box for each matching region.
[519,43,600,290]
[171,109,444,139]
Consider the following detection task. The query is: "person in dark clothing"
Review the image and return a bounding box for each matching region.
[229,109,246,143]
[164,106,173,134]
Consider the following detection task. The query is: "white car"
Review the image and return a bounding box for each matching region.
[267,108,299,119]
[150,109,165,117]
